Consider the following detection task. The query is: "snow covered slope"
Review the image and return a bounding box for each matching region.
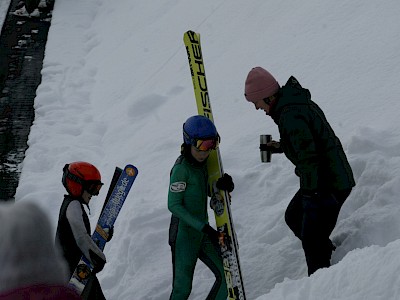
[9,0,400,299]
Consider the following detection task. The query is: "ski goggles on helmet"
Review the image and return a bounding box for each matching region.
[84,180,103,196]
[193,138,219,152]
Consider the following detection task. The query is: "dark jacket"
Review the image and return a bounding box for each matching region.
[270,76,355,193]
[55,195,91,275]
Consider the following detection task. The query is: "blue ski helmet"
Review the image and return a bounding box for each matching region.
[183,115,219,145]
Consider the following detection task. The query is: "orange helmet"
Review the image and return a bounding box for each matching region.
[62,162,103,197]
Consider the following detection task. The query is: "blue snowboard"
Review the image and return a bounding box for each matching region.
[68,164,138,295]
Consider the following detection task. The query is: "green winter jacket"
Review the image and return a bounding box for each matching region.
[270,77,355,193]
[168,154,209,233]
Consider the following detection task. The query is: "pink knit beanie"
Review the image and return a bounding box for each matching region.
[244,67,280,103]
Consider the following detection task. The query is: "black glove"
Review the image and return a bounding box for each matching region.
[216,173,234,192]
[89,249,106,273]
[259,143,283,153]
[202,224,221,247]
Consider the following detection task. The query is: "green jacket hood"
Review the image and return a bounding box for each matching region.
[268,76,355,192]
[271,76,311,122]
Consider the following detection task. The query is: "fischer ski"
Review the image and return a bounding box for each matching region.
[183,30,246,300]
[68,164,138,295]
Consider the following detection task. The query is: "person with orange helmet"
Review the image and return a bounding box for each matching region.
[55,161,108,299]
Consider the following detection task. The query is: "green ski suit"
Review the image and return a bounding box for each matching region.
[168,149,227,300]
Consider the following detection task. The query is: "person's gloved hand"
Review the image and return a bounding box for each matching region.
[89,249,106,273]
[260,141,284,153]
[216,173,234,192]
[202,224,222,248]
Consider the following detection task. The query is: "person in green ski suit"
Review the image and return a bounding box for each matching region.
[244,67,355,275]
[168,115,234,300]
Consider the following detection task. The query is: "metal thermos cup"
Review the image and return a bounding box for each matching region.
[260,134,271,163]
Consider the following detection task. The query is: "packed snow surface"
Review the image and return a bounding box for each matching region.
[1,0,400,299]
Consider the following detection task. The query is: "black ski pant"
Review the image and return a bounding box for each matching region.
[285,188,351,275]
[81,274,106,300]
[67,261,105,300]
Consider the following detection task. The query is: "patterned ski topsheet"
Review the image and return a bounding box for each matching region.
[184,30,246,300]
[68,164,138,295]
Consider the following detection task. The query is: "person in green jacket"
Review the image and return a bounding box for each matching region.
[168,115,234,300]
[244,67,355,276]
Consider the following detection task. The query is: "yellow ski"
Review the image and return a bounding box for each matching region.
[183,30,246,300]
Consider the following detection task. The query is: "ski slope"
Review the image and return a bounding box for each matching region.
[3,0,400,299]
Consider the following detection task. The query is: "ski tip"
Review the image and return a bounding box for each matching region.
[183,30,200,40]
[124,165,138,177]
